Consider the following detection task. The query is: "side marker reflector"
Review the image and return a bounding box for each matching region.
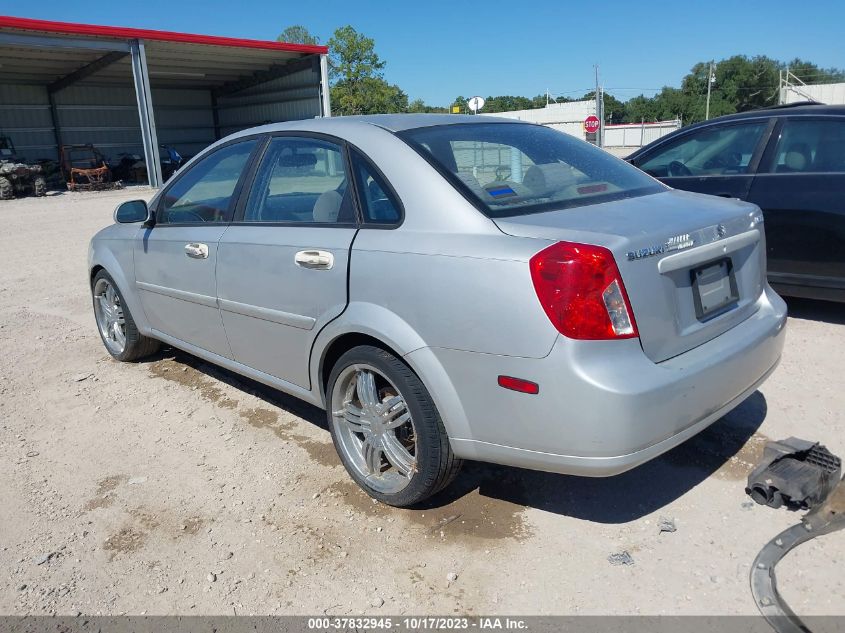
[497,375,539,395]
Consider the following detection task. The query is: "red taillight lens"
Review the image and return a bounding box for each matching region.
[529,241,639,340]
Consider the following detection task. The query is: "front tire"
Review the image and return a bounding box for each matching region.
[326,345,462,507]
[92,270,159,361]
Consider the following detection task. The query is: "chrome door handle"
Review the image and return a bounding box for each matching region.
[184,243,209,259]
[294,250,334,270]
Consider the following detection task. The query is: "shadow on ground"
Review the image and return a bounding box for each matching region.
[420,390,768,523]
[785,297,845,325]
[144,347,327,428]
[143,348,767,524]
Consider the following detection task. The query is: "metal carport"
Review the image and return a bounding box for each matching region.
[0,16,330,187]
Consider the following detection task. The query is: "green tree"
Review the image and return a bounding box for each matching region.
[784,58,845,85]
[450,96,468,113]
[327,25,408,115]
[622,55,845,126]
[276,25,319,46]
[409,98,447,113]
[327,26,385,85]
[583,91,626,124]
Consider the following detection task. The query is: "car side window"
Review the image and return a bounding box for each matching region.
[242,137,356,224]
[766,118,845,173]
[158,139,257,224]
[350,150,402,224]
[637,121,768,178]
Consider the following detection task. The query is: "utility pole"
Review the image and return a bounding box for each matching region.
[594,64,603,147]
[705,61,715,120]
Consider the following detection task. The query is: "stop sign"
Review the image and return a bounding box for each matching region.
[584,115,600,134]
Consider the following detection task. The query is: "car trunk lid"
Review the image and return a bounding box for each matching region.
[495,189,767,363]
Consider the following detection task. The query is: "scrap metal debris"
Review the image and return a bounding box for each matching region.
[607,551,634,566]
[657,516,677,533]
[747,437,841,510]
[747,437,844,633]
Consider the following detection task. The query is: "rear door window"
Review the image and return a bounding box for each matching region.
[637,121,768,178]
[763,118,845,173]
[242,137,356,224]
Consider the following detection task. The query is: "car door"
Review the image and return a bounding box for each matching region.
[216,135,360,389]
[134,137,259,358]
[631,118,774,199]
[747,115,845,294]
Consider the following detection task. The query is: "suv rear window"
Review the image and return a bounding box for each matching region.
[399,122,663,218]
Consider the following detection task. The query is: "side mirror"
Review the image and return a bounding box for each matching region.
[114,200,152,225]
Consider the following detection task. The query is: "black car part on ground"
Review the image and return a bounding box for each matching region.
[747,438,844,633]
[747,438,842,510]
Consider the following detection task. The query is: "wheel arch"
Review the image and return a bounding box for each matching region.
[318,332,404,402]
[311,302,472,443]
[89,264,105,287]
[88,246,150,334]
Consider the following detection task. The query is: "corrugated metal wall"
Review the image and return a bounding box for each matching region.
[0,61,322,167]
[0,84,55,161]
[53,83,216,162]
[152,88,215,160]
[216,64,321,136]
[0,82,215,163]
[53,83,142,161]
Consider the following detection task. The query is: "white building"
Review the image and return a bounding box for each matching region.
[481,100,680,156]
[780,82,845,105]
[481,100,597,138]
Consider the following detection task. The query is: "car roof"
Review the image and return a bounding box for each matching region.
[233,113,523,138]
[330,113,523,131]
[628,102,845,159]
[705,102,845,123]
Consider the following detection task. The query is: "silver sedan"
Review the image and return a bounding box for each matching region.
[89,115,787,506]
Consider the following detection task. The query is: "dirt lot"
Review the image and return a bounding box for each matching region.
[1,189,843,617]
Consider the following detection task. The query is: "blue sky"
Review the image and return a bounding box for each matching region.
[7,0,845,105]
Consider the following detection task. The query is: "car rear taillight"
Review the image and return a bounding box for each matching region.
[529,241,638,340]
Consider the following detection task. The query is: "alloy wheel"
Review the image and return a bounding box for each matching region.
[93,278,127,355]
[330,363,418,494]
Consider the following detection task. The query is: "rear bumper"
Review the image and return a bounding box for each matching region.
[414,285,787,476]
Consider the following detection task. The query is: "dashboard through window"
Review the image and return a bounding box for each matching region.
[399,122,663,218]
[637,121,768,178]
[158,139,257,224]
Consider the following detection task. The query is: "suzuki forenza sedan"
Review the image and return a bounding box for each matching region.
[89,115,787,507]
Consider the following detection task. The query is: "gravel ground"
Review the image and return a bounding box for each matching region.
[0,189,843,617]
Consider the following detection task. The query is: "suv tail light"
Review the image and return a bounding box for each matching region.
[529,241,638,340]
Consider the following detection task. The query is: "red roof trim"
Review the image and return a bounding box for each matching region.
[0,15,328,55]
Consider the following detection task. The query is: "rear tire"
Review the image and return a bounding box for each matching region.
[33,176,46,197]
[326,345,462,507]
[92,270,159,362]
[0,176,13,200]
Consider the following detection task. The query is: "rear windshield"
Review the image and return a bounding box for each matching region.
[399,122,664,218]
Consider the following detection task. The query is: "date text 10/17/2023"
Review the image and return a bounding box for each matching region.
[306,617,528,630]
